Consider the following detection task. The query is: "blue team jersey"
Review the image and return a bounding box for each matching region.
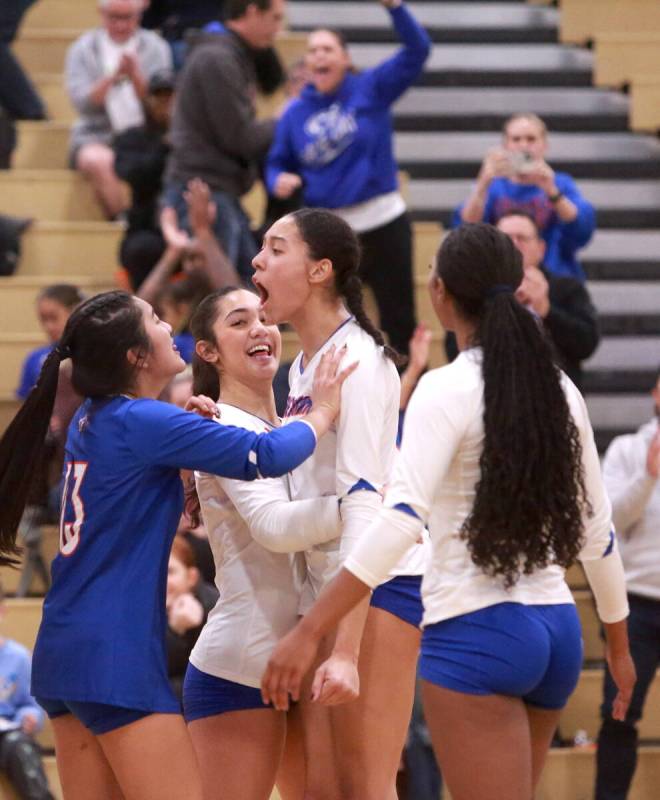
[31,395,316,711]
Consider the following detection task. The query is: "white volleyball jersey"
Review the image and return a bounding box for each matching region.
[345,349,617,627]
[190,404,341,688]
[285,318,428,610]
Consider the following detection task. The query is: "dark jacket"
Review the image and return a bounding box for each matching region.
[542,267,599,388]
[444,267,599,389]
[165,31,275,196]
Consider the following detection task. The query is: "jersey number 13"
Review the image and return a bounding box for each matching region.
[59,462,88,556]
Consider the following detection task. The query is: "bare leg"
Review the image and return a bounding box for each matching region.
[51,714,124,800]
[525,704,562,791]
[99,713,202,800]
[277,703,306,800]
[75,143,126,219]
[188,709,286,800]
[421,681,533,800]
[300,637,341,800]
[331,606,421,800]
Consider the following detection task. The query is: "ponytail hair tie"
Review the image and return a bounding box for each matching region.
[55,343,72,360]
[485,284,514,300]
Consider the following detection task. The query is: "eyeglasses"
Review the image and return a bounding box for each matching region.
[103,11,139,22]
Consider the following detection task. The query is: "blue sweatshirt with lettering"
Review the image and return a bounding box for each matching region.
[265,4,430,209]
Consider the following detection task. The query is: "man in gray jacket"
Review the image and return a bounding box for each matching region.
[65,0,172,219]
[161,0,285,280]
[594,370,660,799]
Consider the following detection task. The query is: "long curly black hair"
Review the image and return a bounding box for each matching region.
[437,224,589,587]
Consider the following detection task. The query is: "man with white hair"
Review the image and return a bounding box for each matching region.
[65,0,172,218]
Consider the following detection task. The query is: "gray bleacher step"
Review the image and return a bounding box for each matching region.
[586,337,660,370]
[288,2,558,43]
[407,179,660,227]
[595,427,632,453]
[582,230,660,279]
[394,132,660,179]
[585,394,653,430]
[393,88,629,132]
[583,370,657,395]
[589,282,660,315]
[350,43,593,87]
[599,315,660,336]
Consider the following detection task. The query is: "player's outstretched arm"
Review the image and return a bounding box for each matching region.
[261,568,371,711]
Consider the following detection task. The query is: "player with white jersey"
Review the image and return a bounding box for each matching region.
[252,208,428,799]
[285,317,426,609]
[180,288,344,800]
[261,224,636,800]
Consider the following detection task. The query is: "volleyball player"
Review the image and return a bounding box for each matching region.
[182,287,346,800]
[252,208,428,799]
[0,290,354,800]
[261,223,636,800]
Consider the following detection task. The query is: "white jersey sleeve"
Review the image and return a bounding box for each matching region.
[345,368,474,584]
[335,343,400,556]
[219,476,342,553]
[564,378,629,623]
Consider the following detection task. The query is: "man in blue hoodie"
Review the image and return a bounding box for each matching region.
[454,113,595,282]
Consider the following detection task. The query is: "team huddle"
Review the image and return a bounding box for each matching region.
[0,209,635,800]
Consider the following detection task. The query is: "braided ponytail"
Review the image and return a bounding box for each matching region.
[436,224,588,587]
[290,208,402,363]
[0,291,149,561]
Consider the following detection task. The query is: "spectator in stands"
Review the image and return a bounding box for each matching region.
[65,0,172,219]
[265,0,431,355]
[0,214,31,276]
[0,0,47,121]
[496,210,599,389]
[594,373,660,800]
[141,0,223,69]
[455,113,595,281]
[0,584,54,800]
[161,0,286,281]
[114,69,175,290]
[139,180,241,363]
[166,536,218,701]
[16,285,86,401]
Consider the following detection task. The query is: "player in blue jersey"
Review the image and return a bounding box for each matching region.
[0,290,354,800]
[252,208,429,799]
[261,224,636,800]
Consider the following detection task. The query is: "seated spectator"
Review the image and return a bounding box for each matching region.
[0,584,54,799]
[114,69,175,290]
[65,0,172,219]
[594,371,660,800]
[496,210,599,388]
[0,1,47,121]
[161,0,286,281]
[16,284,86,401]
[141,0,224,69]
[0,214,31,276]
[454,113,595,281]
[166,536,218,701]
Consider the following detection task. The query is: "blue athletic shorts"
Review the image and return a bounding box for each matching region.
[419,602,583,710]
[370,575,424,628]
[183,663,270,722]
[36,697,151,735]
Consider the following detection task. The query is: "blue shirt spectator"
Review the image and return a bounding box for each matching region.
[454,113,595,281]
